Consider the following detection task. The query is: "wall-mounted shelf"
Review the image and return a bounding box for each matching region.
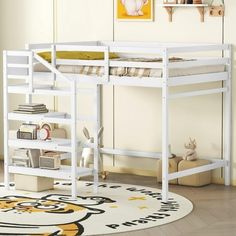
[158,4,208,22]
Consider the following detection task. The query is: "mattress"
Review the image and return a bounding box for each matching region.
[34,57,225,78]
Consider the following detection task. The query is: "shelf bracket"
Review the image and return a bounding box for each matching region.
[196,6,205,22]
[164,6,173,22]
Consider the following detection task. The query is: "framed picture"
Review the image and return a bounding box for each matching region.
[117,0,153,21]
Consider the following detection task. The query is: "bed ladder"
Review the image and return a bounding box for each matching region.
[77,85,101,193]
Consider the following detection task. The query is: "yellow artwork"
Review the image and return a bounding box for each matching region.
[117,0,153,21]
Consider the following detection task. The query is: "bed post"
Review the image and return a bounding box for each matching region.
[162,48,169,202]
[3,51,10,190]
[71,80,78,198]
[224,44,232,186]
[93,85,101,193]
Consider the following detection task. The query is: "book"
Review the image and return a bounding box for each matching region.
[14,103,48,115]
[14,148,29,157]
[18,124,38,140]
[12,155,30,161]
[12,156,31,167]
[28,149,40,168]
[13,109,48,114]
[18,103,46,108]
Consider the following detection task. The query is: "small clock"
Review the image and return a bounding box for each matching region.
[39,128,50,140]
[38,123,53,140]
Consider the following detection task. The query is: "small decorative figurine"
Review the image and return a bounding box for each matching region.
[80,126,108,179]
[183,138,197,161]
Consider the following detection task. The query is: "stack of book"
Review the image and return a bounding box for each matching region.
[14,103,48,114]
[17,123,38,140]
[11,148,40,168]
[12,149,30,167]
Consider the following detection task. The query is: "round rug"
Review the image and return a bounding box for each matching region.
[0,181,193,235]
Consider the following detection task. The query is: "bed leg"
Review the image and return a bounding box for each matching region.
[162,49,169,202]
[93,85,101,193]
[224,45,232,186]
[3,51,10,190]
[71,80,77,199]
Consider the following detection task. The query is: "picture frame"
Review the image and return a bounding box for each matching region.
[117,0,154,21]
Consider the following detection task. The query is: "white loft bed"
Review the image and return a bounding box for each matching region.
[3,41,232,202]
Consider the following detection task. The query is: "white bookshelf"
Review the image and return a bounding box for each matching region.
[3,50,99,199]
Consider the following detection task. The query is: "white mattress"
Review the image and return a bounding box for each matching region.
[34,59,225,78]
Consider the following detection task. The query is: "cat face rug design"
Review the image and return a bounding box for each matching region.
[0,181,193,235]
[0,194,115,235]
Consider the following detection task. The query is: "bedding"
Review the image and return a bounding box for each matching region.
[34,57,225,78]
[38,51,119,62]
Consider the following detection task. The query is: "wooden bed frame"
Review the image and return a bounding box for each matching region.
[3,41,232,202]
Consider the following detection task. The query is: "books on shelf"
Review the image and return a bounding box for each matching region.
[14,103,48,114]
[12,156,31,167]
[17,123,38,140]
[11,148,30,167]
[29,149,40,168]
[11,148,40,168]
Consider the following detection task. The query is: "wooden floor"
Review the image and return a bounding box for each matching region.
[1,161,236,236]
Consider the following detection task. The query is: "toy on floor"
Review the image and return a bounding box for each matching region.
[183,138,197,161]
[80,126,108,180]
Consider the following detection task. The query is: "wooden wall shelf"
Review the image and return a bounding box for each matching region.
[158,4,208,22]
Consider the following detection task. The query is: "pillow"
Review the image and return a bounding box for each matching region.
[38,51,119,62]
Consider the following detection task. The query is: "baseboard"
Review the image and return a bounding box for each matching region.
[211,177,225,185]
[231,179,236,186]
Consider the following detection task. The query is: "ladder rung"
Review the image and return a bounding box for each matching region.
[6,51,31,56]
[8,75,29,79]
[7,64,30,68]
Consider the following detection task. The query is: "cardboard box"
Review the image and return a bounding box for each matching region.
[14,174,54,192]
[178,159,212,186]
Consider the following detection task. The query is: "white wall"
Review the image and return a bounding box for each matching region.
[0,0,235,183]
[0,0,54,152]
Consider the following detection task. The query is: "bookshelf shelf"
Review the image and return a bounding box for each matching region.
[8,84,71,96]
[8,138,77,153]
[9,165,93,180]
[8,112,72,124]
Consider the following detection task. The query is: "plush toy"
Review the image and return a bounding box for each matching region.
[183,138,197,161]
[80,127,108,179]
[121,0,148,16]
